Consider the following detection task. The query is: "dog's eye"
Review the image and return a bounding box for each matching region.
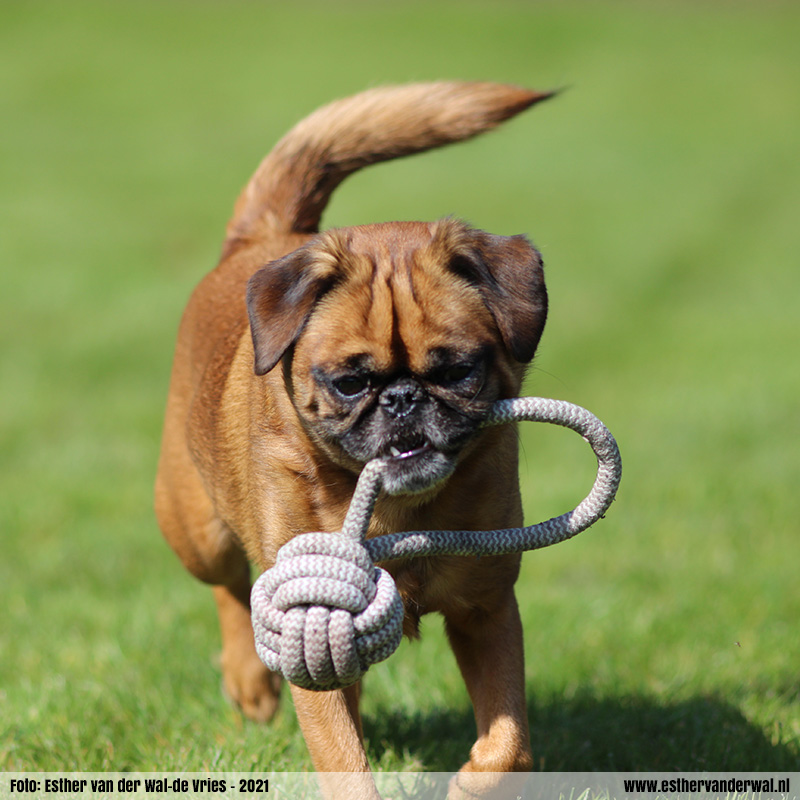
[332,375,369,397]
[442,364,473,383]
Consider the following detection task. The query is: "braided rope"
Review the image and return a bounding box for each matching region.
[251,396,621,691]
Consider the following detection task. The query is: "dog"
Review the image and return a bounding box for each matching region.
[155,81,552,797]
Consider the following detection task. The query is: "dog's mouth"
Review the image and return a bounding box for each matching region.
[386,442,433,461]
[337,414,486,496]
[374,438,456,495]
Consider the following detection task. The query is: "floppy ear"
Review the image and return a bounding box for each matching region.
[246,248,336,375]
[451,232,547,362]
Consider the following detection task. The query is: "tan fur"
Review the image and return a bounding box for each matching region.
[155,82,552,797]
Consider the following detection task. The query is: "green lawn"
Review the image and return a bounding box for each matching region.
[2,0,799,776]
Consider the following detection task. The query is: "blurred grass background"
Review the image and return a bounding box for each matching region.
[1,0,798,774]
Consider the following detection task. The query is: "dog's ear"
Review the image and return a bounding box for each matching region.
[450,232,547,363]
[246,248,337,375]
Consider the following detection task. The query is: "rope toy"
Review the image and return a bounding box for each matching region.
[251,396,622,691]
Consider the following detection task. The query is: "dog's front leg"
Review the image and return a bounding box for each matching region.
[290,682,380,800]
[445,585,533,798]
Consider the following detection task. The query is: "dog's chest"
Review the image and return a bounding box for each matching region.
[387,555,479,636]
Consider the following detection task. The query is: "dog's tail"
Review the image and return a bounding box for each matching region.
[226,81,554,240]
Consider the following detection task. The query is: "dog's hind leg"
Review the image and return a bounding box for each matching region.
[155,442,281,722]
[213,575,282,722]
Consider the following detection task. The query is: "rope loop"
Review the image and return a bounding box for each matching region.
[251,396,622,691]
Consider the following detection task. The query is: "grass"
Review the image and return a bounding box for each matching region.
[2,0,799,778]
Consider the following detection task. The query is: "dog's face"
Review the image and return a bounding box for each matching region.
[247,218,547,495]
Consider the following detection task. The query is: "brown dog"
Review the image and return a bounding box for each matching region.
[155,82,551,796]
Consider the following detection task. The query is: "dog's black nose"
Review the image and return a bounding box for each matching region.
[379,378,425,419]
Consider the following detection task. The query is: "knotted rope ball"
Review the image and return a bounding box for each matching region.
[251,397,622,691]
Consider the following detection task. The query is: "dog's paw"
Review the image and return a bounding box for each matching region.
[220,653,282,722]
[448,770,530,800]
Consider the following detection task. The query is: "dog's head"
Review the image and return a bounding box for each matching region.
[247,218,546,495]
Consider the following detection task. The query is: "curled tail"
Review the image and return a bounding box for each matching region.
[227,81,554,240]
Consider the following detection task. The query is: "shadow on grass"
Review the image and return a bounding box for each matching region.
[364,690,798,772]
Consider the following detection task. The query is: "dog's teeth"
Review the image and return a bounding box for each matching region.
[389,446,401,457]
